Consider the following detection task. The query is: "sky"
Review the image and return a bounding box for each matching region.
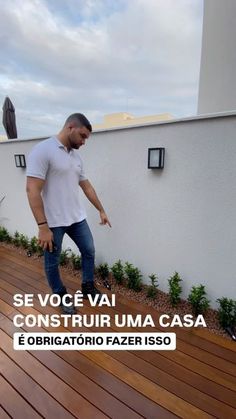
[0,0,203,139]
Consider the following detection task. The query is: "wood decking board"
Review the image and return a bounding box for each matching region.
[1,248,235,361]
[2,291,235,417]
[0,350,74,419]
[0,320,142,419]
[0,304,168,419]
[0,294,194,418]
[0,250,234,354]
[1,272,236,396]
[0,246,236,418]
[0,374,42,419]
[1,267,235,390]
[0,406,12,419]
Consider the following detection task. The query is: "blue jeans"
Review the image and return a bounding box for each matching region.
[44,220,95,294]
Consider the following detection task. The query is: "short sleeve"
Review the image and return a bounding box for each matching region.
[79,158,88,182]
[26,143,49,180]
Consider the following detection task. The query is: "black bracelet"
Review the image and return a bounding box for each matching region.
[38,221,47,226]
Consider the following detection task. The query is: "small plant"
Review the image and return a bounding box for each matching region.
[26,236,43,256]
[97,262,111,289]
[71,252,82,270]
[188,284,210,316]
[168,272,182,306]
[146,274,159,299]
[124,262,142,292]
[97,263,109,280]
[217,297,236,329]
[18,233,30,249]
[0,226,12,243]
[59,248,71,266]
[12,231,21,247]
[111,260,124,284]
[29,236,39,253]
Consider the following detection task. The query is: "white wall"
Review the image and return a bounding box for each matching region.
[1,114,236,307]
[198,0,236,114]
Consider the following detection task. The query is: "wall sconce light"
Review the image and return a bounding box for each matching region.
[14,154,26,168]
[148,148,165,169]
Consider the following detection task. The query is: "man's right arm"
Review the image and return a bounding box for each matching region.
[26,177,54,251]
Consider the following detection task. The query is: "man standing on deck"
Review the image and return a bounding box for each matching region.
[26,113,111,314]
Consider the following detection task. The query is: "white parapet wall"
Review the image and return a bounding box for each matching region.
[0,113,236,307]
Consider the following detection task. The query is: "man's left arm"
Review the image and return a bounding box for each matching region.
[79,179,111,227]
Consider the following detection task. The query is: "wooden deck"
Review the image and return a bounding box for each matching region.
[0,246,236,419]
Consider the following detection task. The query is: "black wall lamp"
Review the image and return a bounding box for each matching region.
[14,154,26,168]
[148,148,165,169]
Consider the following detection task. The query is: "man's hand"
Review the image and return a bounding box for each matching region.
[99,210,111,227]
[38,225,54,252]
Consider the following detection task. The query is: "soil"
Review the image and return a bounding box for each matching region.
[1,242,234,342]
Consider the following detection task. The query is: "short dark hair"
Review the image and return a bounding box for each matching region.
[65,113,92,132]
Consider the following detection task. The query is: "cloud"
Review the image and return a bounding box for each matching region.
[0,0,203,138]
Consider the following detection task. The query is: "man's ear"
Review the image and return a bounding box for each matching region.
[67,124,74,131]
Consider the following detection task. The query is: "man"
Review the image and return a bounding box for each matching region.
[26,113,111,314]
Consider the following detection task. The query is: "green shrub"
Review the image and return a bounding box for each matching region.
[0,226,12,243]
[97,263,109,280]
[19,233,30,249]
[27,236,43,256]
[168,272,182,306]
[111,260,124,284]
[217,297,236,329]
[147,274,159,299]
[188,284,210,316]
[59,248,71,266]
[71,252,82,270]
[124,262,142,292]
[12,231,21,247]
[28,236,38,253]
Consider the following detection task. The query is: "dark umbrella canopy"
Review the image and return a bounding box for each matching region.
[2,97,17,139]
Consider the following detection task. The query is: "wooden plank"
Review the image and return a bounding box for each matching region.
[0,406,12,419]
[0,374,41,419]
[0,247,44,275]
[0,244,233,359]
[105,350,236,418]
[130,350,236,409]
[82,351,212,419]
[1,343,142,419]
[1,273,235,396]
[0,329,108,419]
[3,249,232,363]
[0,298,15,316]
[0,350,75,419]
[173,338,236,377]
[102,292,236,359]
[2,290,235,413]
[0,306,178,419]
[0,248,235,418]
[57,350,176,419]
[0,262,48,290]
[1,275,236,406]
[195,327,236,349]
[1,246,235,357]
[1,257,235,383]
[0,296,212,415]
[0,274,235,406]
[67,318,236,394]
[4,293,236,414]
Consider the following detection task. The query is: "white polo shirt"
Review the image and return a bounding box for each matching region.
[26,136,87,227]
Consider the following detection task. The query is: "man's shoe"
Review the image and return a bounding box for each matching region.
[60,295,76,315]
[82,282,102,302]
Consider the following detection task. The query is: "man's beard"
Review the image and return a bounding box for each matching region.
[68,134,80,150]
